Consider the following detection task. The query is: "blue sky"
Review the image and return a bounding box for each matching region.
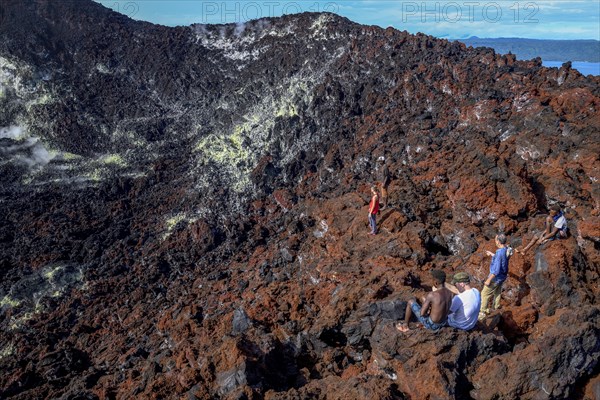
[96,1,600,40]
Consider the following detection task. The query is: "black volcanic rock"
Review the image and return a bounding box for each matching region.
[0,1,599,399]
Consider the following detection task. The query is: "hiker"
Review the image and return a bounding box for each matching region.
[378,158,391,209]
[396,269,453,333]
[479,234,510,320]
[517,205,567,254]
[447,272,481,331]
[368,185,379,235]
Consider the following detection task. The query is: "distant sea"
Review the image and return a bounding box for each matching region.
[542,61,600,76]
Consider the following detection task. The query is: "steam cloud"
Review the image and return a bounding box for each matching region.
[0,125,25,139]
[0,126,55,167]
[17,142,54,167]
[234,22,246,37]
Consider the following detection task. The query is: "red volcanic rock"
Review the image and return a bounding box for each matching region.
[369,325,510,399]
[524,237,596,316]
[579,217,600,242]
[273,189,295,212]
[471,306,600,400]
[550,88,599,122]
[189,219,216,253]
[578,217,600,270]
[498,304,538,342]
[379,209,408,233]
[583,374,600,400]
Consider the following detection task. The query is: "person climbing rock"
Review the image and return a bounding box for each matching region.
[517,205,568,254]
[396,269,453,333]
[368,185,379,235]
[479,234,510,320]
[447,272,481,331]
[378,157,391,209]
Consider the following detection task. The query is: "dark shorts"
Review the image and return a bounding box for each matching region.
[548,231,567,241]
[411,302,447,332]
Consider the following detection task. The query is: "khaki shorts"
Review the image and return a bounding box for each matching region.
[379,183,388,198]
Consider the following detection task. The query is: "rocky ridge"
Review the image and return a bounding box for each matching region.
[0,0,599,399]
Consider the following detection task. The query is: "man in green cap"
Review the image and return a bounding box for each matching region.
[447,272,481,331]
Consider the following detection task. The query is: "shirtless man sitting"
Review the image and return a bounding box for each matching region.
[396,270,453,333]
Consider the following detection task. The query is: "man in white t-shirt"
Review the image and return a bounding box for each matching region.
[518,205,568,254]
[447,272,481,331]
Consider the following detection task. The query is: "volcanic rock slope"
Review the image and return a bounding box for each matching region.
[1,1,599,399]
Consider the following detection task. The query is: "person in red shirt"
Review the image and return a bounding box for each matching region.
[368,186,380,235]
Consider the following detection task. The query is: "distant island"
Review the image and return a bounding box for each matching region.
[456,38,600,63]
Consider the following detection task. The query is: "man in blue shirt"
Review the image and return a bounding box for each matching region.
[479,234,510,320]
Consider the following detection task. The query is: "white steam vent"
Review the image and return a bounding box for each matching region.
[0,125,26,140]
[0,126,55,167]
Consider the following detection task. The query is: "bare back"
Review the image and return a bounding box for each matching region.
[421,287,453,323]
